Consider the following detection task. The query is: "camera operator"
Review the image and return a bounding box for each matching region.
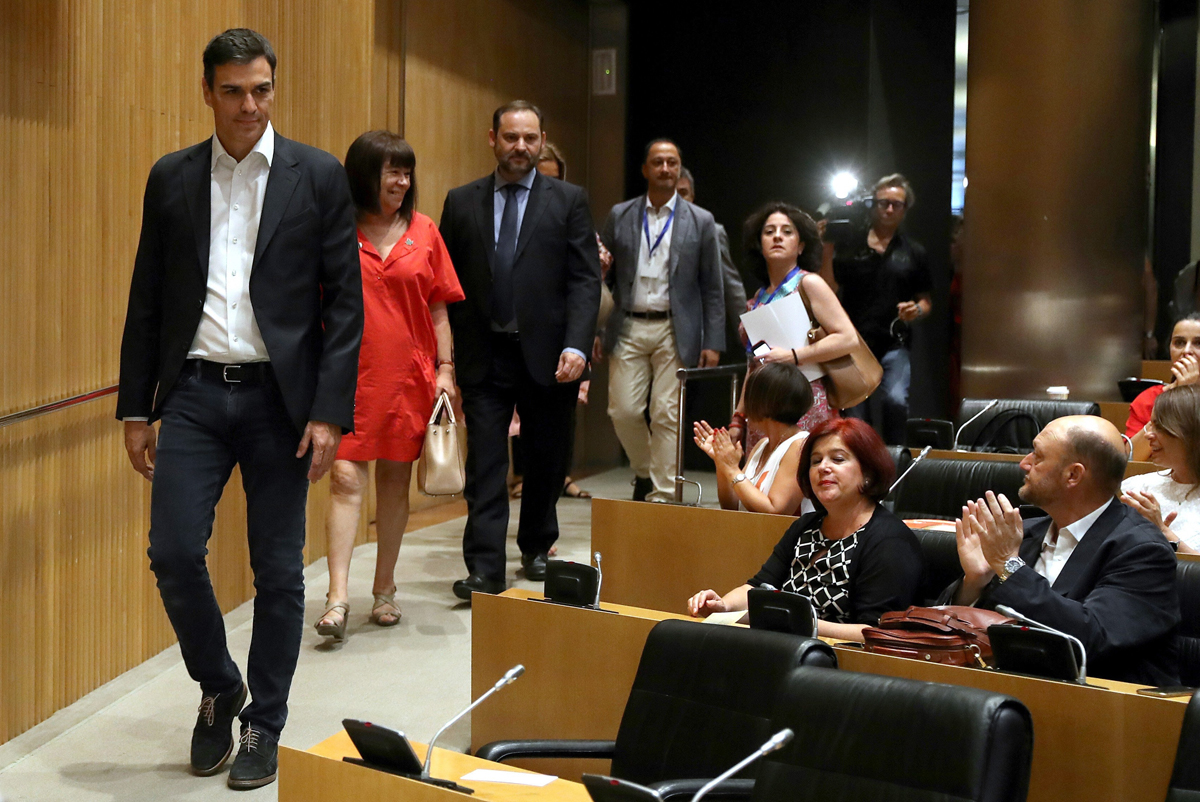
[822,173,931,445]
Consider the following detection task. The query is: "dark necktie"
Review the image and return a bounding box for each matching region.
[493,183,523,328]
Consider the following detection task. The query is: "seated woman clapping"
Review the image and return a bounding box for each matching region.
[1121,384,1200,553]
[694,362,811,515]
[687,418,924,642]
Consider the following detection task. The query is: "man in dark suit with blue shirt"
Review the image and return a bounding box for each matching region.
[117,29,362,789]
[945,416,1180,685]
[439,100,601,599]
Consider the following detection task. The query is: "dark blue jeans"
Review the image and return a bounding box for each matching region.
[147,366,310,740]
[845,346,911,445]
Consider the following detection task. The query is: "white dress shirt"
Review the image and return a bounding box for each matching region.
[1033,498,1114,585]
[631,192,677,313]
[188,122,274,363]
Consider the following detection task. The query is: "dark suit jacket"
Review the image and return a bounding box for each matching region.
[941,499,1180,685]
[600,195,725,367]
[117,132,363,434]
[438,172,601,388]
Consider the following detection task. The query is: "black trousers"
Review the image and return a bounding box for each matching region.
[460,335,578,581]
[146,363,310,740]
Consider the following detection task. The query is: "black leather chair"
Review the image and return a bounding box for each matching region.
[911,527,964,604]
[1177,560,1200,687]
[891,458,1027,521]
[956,398,1101,453]
[752,667,1033,802]
[887,445,913,481]
[1166,687,1200,801]
[475,619,836,801]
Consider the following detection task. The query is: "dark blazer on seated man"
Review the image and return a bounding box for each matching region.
[943,416,1180,686]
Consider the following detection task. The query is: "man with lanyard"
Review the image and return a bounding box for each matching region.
[600,139,724,502]
[830,173,931,445]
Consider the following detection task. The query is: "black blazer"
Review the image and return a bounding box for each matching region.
[749,505,926,626]
[116,133,363,434]
[438,172,601,387]
[942,499,1180,685]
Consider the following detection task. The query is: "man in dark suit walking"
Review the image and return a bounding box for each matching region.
[945,416,1180,685]
[600,140,724,503]
[439,100,600,599]
[117,29,362,789]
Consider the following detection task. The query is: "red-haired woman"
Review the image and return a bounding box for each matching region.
[687,418,924,642]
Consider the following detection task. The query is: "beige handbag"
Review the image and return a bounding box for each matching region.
[796,275,883,410]
[417,392,465,496]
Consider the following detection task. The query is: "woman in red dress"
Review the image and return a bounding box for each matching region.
[315,131,464,641]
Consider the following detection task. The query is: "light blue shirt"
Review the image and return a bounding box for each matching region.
[493,168,536,244]
[490,168,586,363]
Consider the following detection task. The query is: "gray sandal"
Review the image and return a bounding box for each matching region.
[315,600,349,641]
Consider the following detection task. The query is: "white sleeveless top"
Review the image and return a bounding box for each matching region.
[740,431,809,513]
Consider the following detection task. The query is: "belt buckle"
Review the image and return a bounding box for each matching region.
[222,364,241,383]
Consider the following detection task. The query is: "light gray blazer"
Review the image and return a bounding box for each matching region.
[600,195,725,367]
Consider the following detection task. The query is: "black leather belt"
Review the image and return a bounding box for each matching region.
[627,310,671,321]
[187,359,273,385]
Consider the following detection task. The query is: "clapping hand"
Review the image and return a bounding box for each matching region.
[955,501,994,585]
[694,420,718,460]
[969,491,1025,574]
[711,427,744,474]
[1121,489,1178,537]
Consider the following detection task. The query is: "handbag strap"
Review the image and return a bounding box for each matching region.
[795,272,819,329]
[427,392,456,427]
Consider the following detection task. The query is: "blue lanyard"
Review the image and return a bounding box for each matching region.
[643,204,675,259]
[754,265,805,307]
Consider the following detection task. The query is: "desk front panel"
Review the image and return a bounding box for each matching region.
[471,591,1188,802]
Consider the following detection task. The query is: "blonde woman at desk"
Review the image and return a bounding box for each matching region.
[693,362,811,515]
[687,418,924,642]
[1121,385,1200,553]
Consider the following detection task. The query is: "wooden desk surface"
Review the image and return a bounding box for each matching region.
[280,731,590,802]
[471,590,1188,802]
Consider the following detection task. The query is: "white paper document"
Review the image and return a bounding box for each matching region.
[739,292,825,382]
[460,768,559,787]
[701,611,750,626]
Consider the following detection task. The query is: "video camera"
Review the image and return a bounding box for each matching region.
[817,194,874,245]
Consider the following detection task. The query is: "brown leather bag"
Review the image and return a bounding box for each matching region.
[861,606,1014,668]
[796,276,883,410]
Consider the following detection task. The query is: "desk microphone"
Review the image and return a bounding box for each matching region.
[888,446,932,495]
[689,729,794,802]
[594,552,603,607]
[995,605,1088,683]
[422,664,525,780]
[951,399,1000,451]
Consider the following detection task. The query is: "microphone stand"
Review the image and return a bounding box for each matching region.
[690,729,794,802]
[420,664,526,788]
[888,445,932,495]
[995,605,1088,684]
[951,399,1000,451]
[593,552,603,608]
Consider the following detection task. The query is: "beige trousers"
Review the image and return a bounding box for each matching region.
[607,317,684,503]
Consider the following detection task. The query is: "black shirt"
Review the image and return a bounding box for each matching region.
[749,505,925,626]
[833,229,932,359]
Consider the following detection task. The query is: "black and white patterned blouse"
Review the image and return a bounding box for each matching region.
[750,507,925,627]
[781,521,862,624]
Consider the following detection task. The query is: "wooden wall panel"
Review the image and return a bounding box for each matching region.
[403,0,591,225]
[0,0,403,745]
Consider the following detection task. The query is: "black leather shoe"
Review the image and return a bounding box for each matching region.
[632,476,653,502]
[521,552,548,581]
[453,573,506,600]
[228,725,279,790]
[190,683,247,776]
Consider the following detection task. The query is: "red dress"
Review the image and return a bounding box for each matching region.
[336,212,465,462]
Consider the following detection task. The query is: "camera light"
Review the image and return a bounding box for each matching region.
[831,171,858,199]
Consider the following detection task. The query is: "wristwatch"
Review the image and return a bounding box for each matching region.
[731,473,748,486]
[998,555,1025,583]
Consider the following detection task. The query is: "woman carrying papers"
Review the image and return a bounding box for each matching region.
[729,202,858,446]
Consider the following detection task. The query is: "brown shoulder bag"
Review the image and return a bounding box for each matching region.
[795,275,883,410]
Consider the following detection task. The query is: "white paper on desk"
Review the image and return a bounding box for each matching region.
[702,611,749,626]
[740,293,824,382]
[460,769,558,787]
